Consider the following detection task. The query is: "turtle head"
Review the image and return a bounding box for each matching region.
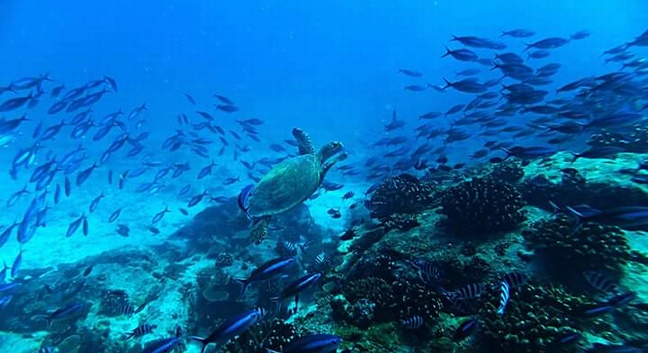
[320,147,347,182]
[317,141,344,164]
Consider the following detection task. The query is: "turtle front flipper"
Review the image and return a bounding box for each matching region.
[250,216,271,244]
[292,128,315,155]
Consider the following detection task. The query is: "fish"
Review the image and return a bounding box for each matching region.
[583,271,620,295]
[151,206,170,224]
[76,163,98,186]
[570,147,624,163]
[443,283,483,300]
[267,334,342,353]
[89,192,105,213]
[453,318,477,341]
[216,104,239,113]
[0,282,21,293]
[442,78,487,93]
[190,307,266,353]
[339,228,357,241]
[496,281,510,315]
[124,323,157,340]
[116,224,130,237]
[66,215,87,237]
[501,29,535,38]
[188,191,209,208]
[39,302,86,328]
[232,257,296,297]
[271,272,322,311]
[184,93,196,105]
[108,208,122,223]
[11,249,24,279]
[141,336,182,353]
[567,206,648,230]
[0,92,33,112]
[524,37,571,51]
[607,291,637,308]
[397,69,423,77]
[400,315,424,329]
[442,46,478,62]
[502,272,529,288]
[83,265,93,277]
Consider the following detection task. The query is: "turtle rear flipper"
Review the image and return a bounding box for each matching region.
[292,128,315,155]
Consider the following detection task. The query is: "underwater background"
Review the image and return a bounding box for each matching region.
[2,0,648,352]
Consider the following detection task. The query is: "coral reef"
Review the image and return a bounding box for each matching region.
[224,319,301,353]
[520,153,648,212]
[478,282,589,353]
[334,275,443,328]
[523,215,631,276]
[365,174,436,220]
[438,176,526,236]
[381,213,420,231]
[488,159,525,184]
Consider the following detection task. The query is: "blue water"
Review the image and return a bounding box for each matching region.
[1,0,648,352]
[3,0,646,145]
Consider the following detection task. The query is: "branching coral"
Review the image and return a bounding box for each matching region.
[478,282,589,353]
[439,176,526,236]
[488,159,525,184]
[523,215,631,275]
[365,174,436,220]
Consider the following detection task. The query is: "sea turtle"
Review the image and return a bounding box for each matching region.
[238,128,346,243]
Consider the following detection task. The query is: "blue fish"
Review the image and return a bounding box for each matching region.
[151,206,170,224]
[41,302,86,328]
[10,249,24,279]
[238,184,254,218]
[0,282,21,293]
[272,273,322,311]
[267,333,342,353]
[76,163,98,186]
[233,257,296,298]
[567,206,648,230]
[141,337,182,353]
[190,308,266,353]
[109,208,122,223]
[453,318,477,341]
[89,192,105,213]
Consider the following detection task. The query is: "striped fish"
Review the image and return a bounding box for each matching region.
[583,271,619,295]
[502,272,529,288]
[400,315,424,329]
[443,283,483,300]
[496,281,510,315]
[124,323,157,340]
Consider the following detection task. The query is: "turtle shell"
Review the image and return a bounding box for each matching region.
[247,154,322,218]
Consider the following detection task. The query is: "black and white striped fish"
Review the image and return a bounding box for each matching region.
[443,283,483,300]
[502,272,529,288]
[583,271,620,295]
[412,259,442,286]
[496,281,510,315]
[124,323,157,340]
[400,315,424,329]
[113,301,147,316]
[280,240,297,253]
[313,253,326,265]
